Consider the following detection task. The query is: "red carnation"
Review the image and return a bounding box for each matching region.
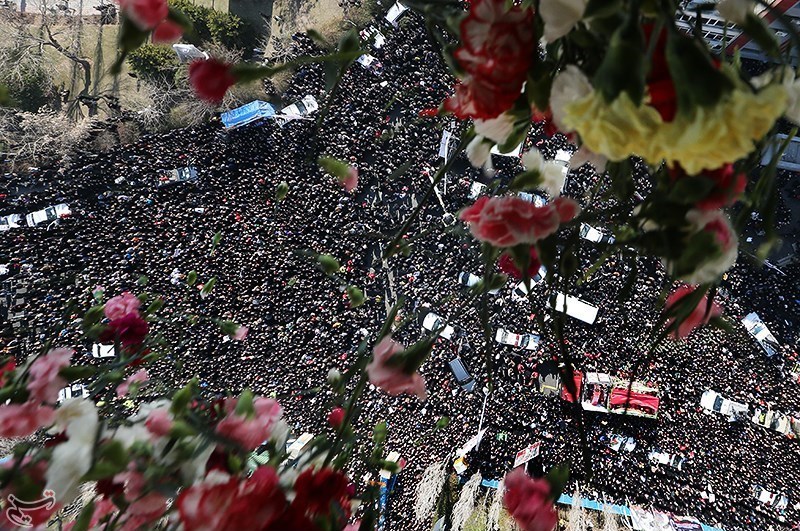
[152,19,184,43]
[101,312,149,348]
[292,467,351,521]
[119,0,168,30]
[643,24,677,122]
[498,247,542,280]
[444,0,535,120]
[189,59,237,104]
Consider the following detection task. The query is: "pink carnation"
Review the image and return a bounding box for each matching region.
[366,336,427,400]
[27,348,73,403]
[341,167,358,192]
[231,326,249,341]
[152,19,183,43]
[116,369,150,397]
[104,292,141,321]
[215,397,283,450]
[0,401,55,437]
[145,407,173,438]
[460,196,579,247]
[665,285,722,339]
[503,468,558,531]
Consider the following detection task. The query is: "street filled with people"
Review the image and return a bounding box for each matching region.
[1,9,799,531]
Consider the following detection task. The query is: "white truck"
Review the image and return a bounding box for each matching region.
[25,204,71,227]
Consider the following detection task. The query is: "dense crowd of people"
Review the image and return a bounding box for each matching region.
[1,9,799,531]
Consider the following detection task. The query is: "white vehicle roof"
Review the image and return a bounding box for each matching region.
[458,272,500,295]
[25,204,70,227]
[554,149,572,164]
[468,182,487,199]
[0,265,8,276]
[700,390,748,419]
[511,266,548,299]
[0,214,22,231]
[579,223,604,243]
[495,328,540,350]
[280,95,319,117]
[92,344,115,359]
[360,26,386,49]
[57,383,90,404]
[385,1,408,25]
[357,54,378,67]
[379,451,402,479]
[490,142,523,157]
[422,312,456,340]
[286,432,314,459]
[551,292,598,324]
[585,372,613,385]
[742,312,781,358]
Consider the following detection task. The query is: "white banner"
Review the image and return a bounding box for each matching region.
[513,442,541,468]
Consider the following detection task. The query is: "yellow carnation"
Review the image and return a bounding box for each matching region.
[562,84,786,174]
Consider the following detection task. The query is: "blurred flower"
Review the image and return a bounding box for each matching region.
[540,0,588,42]
[670,163,746,210]
[503,468,557,531]
[341,166,359,193]
[104,292,141,321]
[231,325,249,341]
[667,209,739,284]
[665,285,723,339]
[367,336,427,400]
[145,407,174,438]
[152,19,184,43]
[521,148,568,196]
[474,112,516,145]
[561,74,786,174]
[0,401,55,437]
[498,247,541,281]
[216,397,283,450]
[327,407,346,428]
[550,65,593,133]
[101,312,149,348]
[27,348,73,403]
[292,466,352,521]
[116,369,149,397]
[717,0,753,24]
[119,0,168,30]
[189,59,237,104]
[46,399,98,502]
[444,0,534,119]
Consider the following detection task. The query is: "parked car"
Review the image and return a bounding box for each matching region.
[280,95,319,118]
[422,311,456,340]
[25,204,71,227]
[0,213,22,231]
[458,272,501,295]
[447,357,476,392]
[57,383,90,403]
[495,328,540,351]
[356,54,383,75]
[91,344,115,359]
[579,223,615,244]
[512,266,548,298]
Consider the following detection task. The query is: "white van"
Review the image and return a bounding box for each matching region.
[422,312,456,340]
[25,204,70,227]
[385,1,408,26]
[280,95,319,118]
[550,292,598,324]
[579,223,615,244]
[458,272,501,295]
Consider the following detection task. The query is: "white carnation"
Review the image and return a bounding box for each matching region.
[540,0,589,42]
[550,65,593,133]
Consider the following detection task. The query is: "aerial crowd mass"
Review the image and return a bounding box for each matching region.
[1,5,800,531]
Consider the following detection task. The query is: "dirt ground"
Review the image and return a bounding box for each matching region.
[266,0,346,53]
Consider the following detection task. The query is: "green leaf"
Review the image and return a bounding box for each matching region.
[666,29,733,111]
[275,181,289,202]
[72,500,95,531]
[584,0,623,19]
[742,14,780,58]
[170,379,196,416]
[211,231,222,254]
[187,270,198,286]
[435,416,450,430]
[545,462,570,500]
[146,297,164,314]
[318,156,351,179]
[59,365,99,381]
[235,388,255,417]
[201,277,217,296]
[372,421,388,445]
[668,176,716,203]
[510,170,542,191]
[137,275,149,286]
[346,285,366,308]
[592,5,646,104]
[317,254,341,275]
[219,320,238,335]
